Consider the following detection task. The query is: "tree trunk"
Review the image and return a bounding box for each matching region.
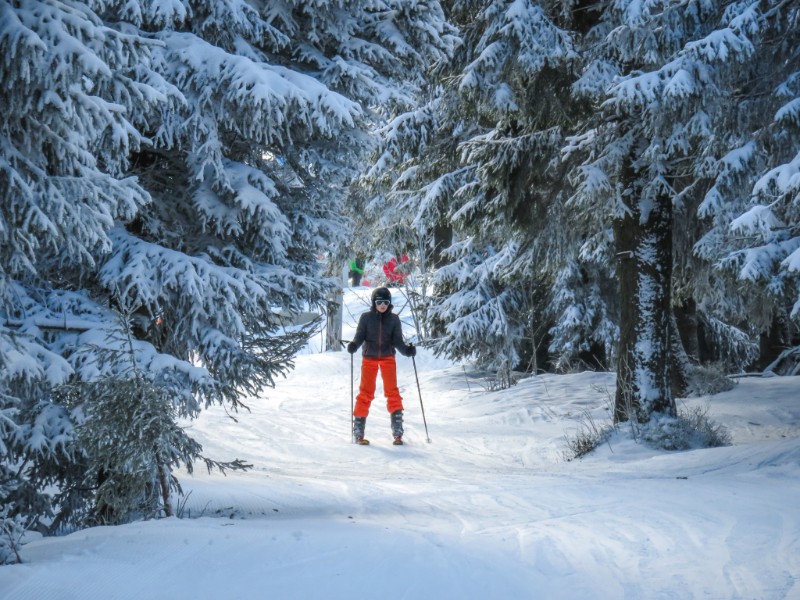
[614,203,638,422]
[669,313,690,398]
[613,164,677,423]
[674,298,700,363]
[158,461,173,517]
[754,312,791,371]
[432,221,452,270]
[325,288,343,351]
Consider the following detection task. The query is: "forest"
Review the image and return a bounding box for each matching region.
[1,0,798,564]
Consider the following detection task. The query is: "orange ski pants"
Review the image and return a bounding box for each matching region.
[354,356,404,417]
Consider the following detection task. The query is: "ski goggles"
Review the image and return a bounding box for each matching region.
[375,299,390,306]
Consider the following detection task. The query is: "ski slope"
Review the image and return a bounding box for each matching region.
[2,287,799,599]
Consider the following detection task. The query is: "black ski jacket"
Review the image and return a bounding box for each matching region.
[351,307,413,359]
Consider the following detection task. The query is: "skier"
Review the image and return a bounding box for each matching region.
[382,254,409,286]
[348,255,365,287]
[347,287,416,445]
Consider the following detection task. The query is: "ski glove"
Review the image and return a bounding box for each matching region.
[347,342,358,354]
[406,343,416,358]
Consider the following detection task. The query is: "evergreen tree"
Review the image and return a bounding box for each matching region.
[693,0,800,374]
[567,0,799,417]
[1,0,453,550]
[1,0,168,558]
[566,0,765,421]
[367,0,798,416]
[363,0,608,372]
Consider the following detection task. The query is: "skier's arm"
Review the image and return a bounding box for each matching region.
[391,315,415,357]
[350,313,367,350]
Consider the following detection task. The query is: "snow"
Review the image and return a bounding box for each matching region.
[2,287,799,600]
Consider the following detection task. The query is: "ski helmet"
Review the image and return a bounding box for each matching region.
[371,287,392,307]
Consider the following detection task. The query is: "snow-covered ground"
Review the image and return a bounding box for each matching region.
[2,287,799,599]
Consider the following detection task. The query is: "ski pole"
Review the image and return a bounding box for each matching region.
[350,351,355,444]
[411,355,431,443]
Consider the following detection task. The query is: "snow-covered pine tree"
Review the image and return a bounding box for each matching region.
[425,240,526,367]
[565,0,796,420]
[110,0,456,403]
[363,0,616,372]
[0,0,171,558]
[2,0,454,545]
[364,0,795,416]
[692,0,800,374]
[547,259,618,371]
[51,314,251,528]
[568,2,683,419]
[349,2,459,273]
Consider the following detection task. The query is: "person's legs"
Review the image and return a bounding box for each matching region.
[354,359,380,442]
[379,357,404,414]
[380,357,405,441]
[354,359,379,418]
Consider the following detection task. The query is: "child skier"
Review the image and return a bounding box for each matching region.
[347,287,416,445]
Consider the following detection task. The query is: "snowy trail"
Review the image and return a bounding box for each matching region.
[168,351,800,600]
[2,288,799,599]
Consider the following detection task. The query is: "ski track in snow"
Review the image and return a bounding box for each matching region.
[142,357,800,598]
[2,288,799,599]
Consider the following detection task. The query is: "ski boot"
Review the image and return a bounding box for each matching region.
[354,416,369,445]
[391,410,404,445]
